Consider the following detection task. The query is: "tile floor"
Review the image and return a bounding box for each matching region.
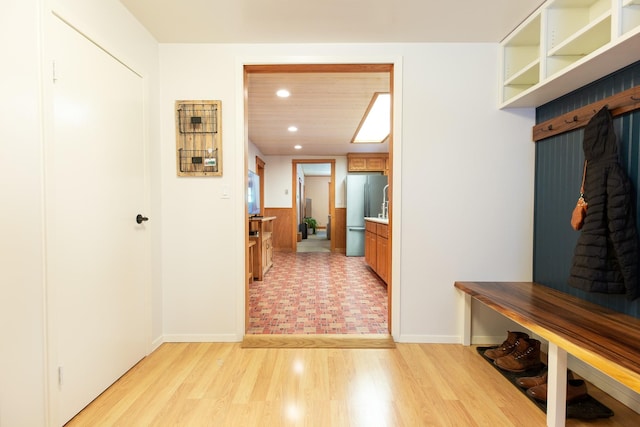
[247,248,388,334]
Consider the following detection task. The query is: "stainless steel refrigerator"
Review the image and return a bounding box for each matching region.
[346,174,388,256]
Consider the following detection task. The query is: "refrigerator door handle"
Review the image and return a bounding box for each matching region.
[348,226,365,231]
[363,183,369,217]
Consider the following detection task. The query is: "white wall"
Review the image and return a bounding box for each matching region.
[247,139,264,172]
[159,43,535,342]
[305,176,330,227]
[0,0,160,425]
[396,45,536,342]
[0,1,47,425]
[261,155,348,209]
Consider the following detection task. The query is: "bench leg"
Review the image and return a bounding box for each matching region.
[547,342,568,427]
[462,292,471,346]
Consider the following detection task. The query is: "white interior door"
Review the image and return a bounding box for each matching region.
[47,17,149,424]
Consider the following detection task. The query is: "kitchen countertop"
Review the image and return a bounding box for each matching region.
[364,217,389,224]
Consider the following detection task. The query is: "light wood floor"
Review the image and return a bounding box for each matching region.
[66,342,639,426]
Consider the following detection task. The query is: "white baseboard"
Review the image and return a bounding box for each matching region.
[162,334,242,343]
[395,334,459,343]
[395,334,506,344]
[150,335,164,353]
[470,335,505,346]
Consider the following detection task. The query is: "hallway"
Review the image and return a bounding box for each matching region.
[296,229,331,253]
[247,250,388,334]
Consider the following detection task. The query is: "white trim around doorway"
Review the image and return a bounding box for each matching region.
[235,55,403,340]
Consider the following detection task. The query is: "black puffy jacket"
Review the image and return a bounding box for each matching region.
[568,106,639,300]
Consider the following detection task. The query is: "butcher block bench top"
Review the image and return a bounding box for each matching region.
[454,281,640,393]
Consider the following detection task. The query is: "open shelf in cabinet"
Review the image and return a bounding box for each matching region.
[505,59,540,86]
[622,0,640,35]
[501,13,541,103]
[545,15,612,77]
[545,0,612,79]
[546,0,611,49]
[545,9,612,78]
[547,12,611,57]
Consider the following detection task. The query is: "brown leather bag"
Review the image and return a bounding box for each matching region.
[571,161,588,231]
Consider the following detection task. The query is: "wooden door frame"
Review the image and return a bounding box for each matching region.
[291,160,336,252]
[256,156,265,214]
[243,63,395,336]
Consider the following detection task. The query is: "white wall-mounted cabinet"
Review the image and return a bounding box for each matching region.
[502,13,541,102]
[500,0,640,108]
[622,0,640,34]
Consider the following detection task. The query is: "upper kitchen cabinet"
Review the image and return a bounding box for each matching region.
[499,0,640,108]
[347,153,389,175]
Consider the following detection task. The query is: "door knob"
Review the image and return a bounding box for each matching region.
[136,214,149,224]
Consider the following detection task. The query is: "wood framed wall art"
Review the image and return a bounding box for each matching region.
[175,100,222,176]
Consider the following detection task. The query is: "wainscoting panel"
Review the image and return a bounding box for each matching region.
[265,207,294,252]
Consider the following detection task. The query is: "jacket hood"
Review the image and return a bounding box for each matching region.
[583,106,618,162]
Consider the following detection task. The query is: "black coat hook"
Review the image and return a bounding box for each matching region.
[565,115,578,123]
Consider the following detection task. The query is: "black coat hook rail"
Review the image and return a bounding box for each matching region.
[533,85,640,142]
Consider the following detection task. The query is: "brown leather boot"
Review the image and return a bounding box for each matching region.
[484,331,530,360]
[516,370,574,388]
[516,372,547,388]
[526,379,588,403]
[494,338,542,372]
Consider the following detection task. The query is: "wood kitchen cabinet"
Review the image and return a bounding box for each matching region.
[365,221,377,270]
[364,219,389,284]
[247,240,256,284]
[375,223,389,284]
[347,153,389,174]
[249,216,275,281]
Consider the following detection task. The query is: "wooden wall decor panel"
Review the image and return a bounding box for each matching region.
[175,100,222,176]
[265,207,294,252]
[333,208,347,253]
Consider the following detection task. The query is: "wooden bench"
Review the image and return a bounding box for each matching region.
[454,281,640,427]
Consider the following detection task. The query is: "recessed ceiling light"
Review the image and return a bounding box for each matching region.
[288,126,298,132]
[294,145,302,150]
[276,89,290,98]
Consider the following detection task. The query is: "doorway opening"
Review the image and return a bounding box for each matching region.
[292,160,336,252]
[243,63,395,344]
[295,161,332,253]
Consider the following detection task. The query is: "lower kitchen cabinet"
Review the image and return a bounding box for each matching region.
[364,219,389,284]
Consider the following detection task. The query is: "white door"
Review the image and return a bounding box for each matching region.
[47,17,149,424]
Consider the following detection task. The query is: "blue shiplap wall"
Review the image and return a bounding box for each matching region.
[534,61,640,317]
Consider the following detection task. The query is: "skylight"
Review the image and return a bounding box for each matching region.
[352,92,390,144]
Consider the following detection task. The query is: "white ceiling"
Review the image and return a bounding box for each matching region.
[119,0,544,168]
[247,70,390,157]
[119,0,544,44]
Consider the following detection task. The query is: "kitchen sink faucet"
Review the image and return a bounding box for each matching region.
[382,184,389,219]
